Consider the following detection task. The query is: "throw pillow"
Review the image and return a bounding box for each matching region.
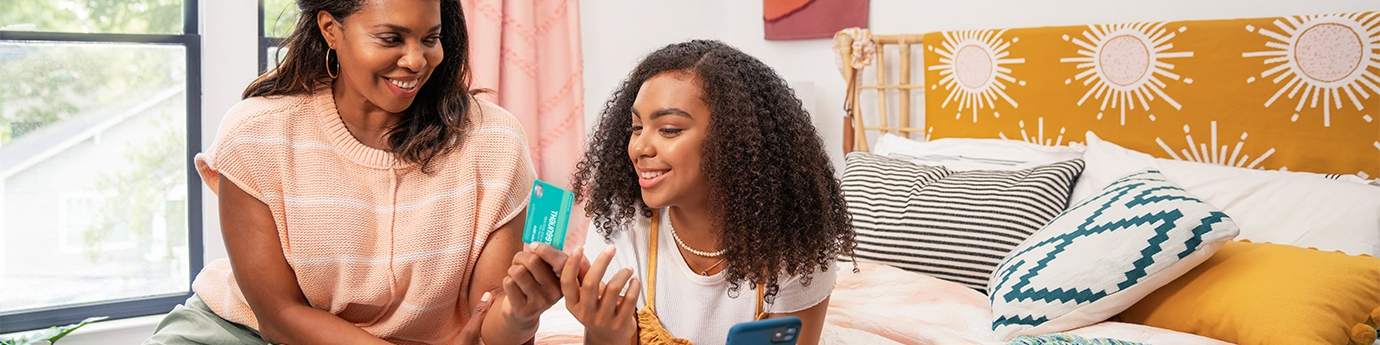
[1074,131,1380,257]
[1118,240,1380,345]
[988,169,1239,340]
[842,152,1084,291]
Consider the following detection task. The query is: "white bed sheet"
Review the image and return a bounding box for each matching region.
[533,262,1232,345]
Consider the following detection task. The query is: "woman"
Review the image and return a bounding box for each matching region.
[143,0,561,344]
[560,40,857,345]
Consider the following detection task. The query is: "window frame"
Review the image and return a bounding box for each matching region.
[0,0,203,333]
[259,0,288,74]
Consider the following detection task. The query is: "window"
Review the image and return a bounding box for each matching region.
[261,0,299,72]
[0,0,201,333]
[59,194,135,253]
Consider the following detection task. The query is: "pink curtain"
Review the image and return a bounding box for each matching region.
[462,0,590,248]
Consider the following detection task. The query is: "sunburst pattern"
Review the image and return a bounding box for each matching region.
[1243,12,1380,127]
[929,30,1026,123]
[1155,121,1276,169]
[1062,22,1195,126]
[919,13,1379,177]
[998,118,1068,146]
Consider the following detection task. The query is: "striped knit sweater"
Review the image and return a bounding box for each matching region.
[192,87,534,344]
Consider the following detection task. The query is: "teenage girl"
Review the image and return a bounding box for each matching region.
[560,39,857,345]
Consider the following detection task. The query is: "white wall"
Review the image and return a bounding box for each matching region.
[198,0,258,270]
[581,0,1378,174]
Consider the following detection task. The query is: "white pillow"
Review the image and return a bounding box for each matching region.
[1073,131,1380,257]
[872,133,1085,171]
[989,169,1238,340]
[1068,132,1156,204]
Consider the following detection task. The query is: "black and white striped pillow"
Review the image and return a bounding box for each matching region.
[842,152,1084,292]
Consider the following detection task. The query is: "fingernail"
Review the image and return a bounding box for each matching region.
[481,291,491,303]
[602,245,615,255]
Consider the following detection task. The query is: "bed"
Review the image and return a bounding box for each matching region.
[535,12,1380,345]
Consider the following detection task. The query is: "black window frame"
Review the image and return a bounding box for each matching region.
[0,0,203,333]
[260,0,289,74]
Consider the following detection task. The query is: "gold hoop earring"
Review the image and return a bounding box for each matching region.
[325,48,339,79]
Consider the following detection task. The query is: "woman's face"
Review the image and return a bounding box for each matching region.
[319,0,442,114]
[628,71,711,211]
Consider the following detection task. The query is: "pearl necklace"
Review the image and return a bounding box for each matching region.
[668,213,727,258]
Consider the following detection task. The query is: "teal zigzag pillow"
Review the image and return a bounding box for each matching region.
[988,169,1239,340]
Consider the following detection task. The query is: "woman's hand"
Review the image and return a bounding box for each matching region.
[454,291,493,345]
[499,242,567,327]
[561,246,640,345]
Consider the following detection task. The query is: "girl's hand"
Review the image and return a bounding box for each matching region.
[500,242,566,327]
[561,246,640,344]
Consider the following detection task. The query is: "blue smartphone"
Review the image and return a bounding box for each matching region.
[725,316,802,345]
[523,179,573,251]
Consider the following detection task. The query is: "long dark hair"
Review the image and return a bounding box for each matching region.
[244,0,474,172]
[572,40,856,300]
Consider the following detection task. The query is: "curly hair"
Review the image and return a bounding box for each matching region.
[572,40,856,300]
[243,0,474,173]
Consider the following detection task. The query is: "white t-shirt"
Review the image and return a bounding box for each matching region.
[582,209,837,345]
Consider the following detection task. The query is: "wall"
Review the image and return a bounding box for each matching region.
[581,0,1378,174]
[198,0,258,271]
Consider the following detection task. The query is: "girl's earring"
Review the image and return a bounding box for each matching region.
[325,47,339,79]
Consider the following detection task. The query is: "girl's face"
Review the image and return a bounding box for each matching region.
[628,71,711,211]
[320,0,442,114]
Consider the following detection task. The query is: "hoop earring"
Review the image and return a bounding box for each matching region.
[325,48,339,79]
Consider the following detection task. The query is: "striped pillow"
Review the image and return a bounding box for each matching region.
[842,152,1084,291]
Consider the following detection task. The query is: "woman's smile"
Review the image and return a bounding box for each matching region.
[383,75,421,97]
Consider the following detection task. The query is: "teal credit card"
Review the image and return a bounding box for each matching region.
[523,179,573,251]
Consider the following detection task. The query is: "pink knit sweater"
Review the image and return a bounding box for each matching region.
[193,87,534,344]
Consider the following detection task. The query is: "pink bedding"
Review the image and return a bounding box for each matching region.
[533,262,1231,344]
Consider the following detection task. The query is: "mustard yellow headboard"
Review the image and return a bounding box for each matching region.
[922,12,1380,178]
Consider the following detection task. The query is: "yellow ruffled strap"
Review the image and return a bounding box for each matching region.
[637,306,693,345]
[635,209,693,345]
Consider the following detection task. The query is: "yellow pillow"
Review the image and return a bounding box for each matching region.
[1118,240,1380,345]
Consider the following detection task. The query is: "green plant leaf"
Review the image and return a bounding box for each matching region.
[1,316,110,345]
[47,316,108,344]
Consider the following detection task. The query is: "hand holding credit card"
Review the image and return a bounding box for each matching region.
[523,179,573,251]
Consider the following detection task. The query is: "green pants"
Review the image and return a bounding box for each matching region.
[143,295,266,345]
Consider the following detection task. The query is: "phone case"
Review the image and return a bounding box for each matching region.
[725,316,802,345]
[522,179,573,251]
